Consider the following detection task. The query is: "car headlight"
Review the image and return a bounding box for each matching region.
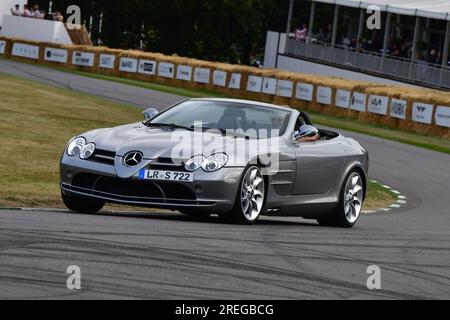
[185,155,205,172]
[67,137,86,157]
[202,153,228,172]
[80,143,96,159]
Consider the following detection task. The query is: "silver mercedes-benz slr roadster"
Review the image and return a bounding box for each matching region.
[60,98,369,227]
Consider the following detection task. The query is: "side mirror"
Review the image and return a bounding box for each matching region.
[294,124,319,139]
[143,107,159,120]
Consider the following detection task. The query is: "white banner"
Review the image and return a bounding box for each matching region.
[435,106,450,128]
[158,62,174,78]
[176,65,192,81]
[368,95,389,115]
[229,73,241,89]
[119,57,138,73]
[194,67,210,84]
[138,59,156,75]
[262,78,277,95]
[213,70,227,86]
[335,89,351,108]
[390,98,407,119]
[72,51,95,67]
[247,75,263,93]
[0,41,6,55]
[12,43,39,59]
[350,92,367,112]
[412,102,433,124]
[99,54,116,69]
[295,83,313,101]
[317,86,332,105]
[44,47,67,63]
[276,80,293,98]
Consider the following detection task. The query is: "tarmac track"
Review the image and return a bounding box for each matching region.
[0,59,449,299]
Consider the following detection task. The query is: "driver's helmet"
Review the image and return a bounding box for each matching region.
[294,124,319,140]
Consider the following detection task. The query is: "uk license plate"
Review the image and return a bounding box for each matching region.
[138,169,193,182]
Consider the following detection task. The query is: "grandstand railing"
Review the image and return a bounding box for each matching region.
[285,38,450,89]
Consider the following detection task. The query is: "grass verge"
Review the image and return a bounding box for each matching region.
[0,73,398,211]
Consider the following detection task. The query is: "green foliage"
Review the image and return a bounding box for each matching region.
[33,0,290,64]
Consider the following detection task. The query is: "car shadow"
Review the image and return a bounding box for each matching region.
[67,210,321,227]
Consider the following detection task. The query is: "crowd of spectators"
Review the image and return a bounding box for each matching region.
[10,4,64,22]
[291,23,448,67]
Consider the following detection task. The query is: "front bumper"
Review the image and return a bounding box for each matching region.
[60,154,244,213]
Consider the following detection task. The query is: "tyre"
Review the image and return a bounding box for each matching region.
[222,166,265,224]
[179,210,211,218]
[317,170,364,228]
[61,192,105,214]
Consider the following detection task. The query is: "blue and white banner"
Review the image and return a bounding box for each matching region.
[316,86,332,105]
[44,47,68,63]
[295,83,313,101]
[12,43,39,59]
[213,70,227,86]
[194,67,210,84]
[262,78,277,95]
[99,54,116,69]
[119,57,138,73]
[158,62,175,78]
[72,51,95,67]
[335,89,350,108]
[138,59,156,75]
[390,98,407,119]
[368,95,389,115]
[276,80,293,98]
[177,65,192,81]
[0,41,6,55]
[229,73,241,89]
[350,92,367,112]
[435,106,450,128]
[412,102,433,124]
[247,75,263,93]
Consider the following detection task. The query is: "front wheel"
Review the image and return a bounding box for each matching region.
[222,166,265,224]
[62,192,105,214]
[317,170,364,228]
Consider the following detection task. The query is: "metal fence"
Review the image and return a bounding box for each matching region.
[284,38,450,89]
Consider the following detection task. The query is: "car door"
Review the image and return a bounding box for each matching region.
[292,139,346,195]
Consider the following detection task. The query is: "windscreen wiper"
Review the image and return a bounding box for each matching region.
[144,122,194,131]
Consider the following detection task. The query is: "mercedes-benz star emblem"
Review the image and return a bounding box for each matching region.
[123,151,143,167]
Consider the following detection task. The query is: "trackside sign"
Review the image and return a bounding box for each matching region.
[390,98,407,119]
[177,65,192,81]
[335,89,350,108]
[262,78,277,95]
[247,75,263,93]
[0,41,6,55]
[276,80,293,98]
[99,54,115,69]
[44,47,68,63]
[138,59,156,75]
[435,106,450,128]
[412,102,433,124]
[350,92,367,112]
[158,62,175,78]
[368,95,389,115]
[229,73,241,89]
[213,70,227,86]
[317,86,332,105]
[12,43,39,59]
[296,83,313,101]
[72,51,95,67]
[119,57,138,73]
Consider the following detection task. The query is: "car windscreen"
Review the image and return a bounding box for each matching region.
[148,100,291,138]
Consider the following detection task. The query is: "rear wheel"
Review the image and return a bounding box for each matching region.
[317,170,364,228]
[222,166,265,224]
[62,192,105,214]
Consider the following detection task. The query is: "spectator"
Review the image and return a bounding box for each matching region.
[10,4,21,16]
[295,24,308,41]
[22,4,32,17]
[427,49,441,65]
[32,5,41,18]
[53,11,64,22]
[39,9,46,19]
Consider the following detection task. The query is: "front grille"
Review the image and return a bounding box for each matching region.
[67,173,210,205]
[146,157,186,171]
[88,149,116,165]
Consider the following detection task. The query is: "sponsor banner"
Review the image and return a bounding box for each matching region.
[0,41,6,55]
[435,106,450,128]
[316,86,332,105]
[44,47,67,63]
[390,98,407,119]
[194,67,210,84]
[213,70,227,86]
[335,89,351,108]
[72,51,95,67]
[295,83,313,101]
[99,54,116,69]
[229,73,241,89]
[247,75,263,93]
[412,102,433,124]
[119,57,138,73]
[350,92,367,112]
[12,43,39,59]
[158,62,175,78]
[368,95,389,115]
[138,59,156,75]
[262,78,277,95]
[176,65,192,81]
[276,80,293,98]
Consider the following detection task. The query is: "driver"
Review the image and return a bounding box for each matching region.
[294,125,319,143]
[270,113,286,130]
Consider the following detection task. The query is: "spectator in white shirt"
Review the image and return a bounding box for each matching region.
[22,4,32,17]
[10,4,21,16]
[32,5,41,18]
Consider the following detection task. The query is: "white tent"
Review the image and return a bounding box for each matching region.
[313,0,450,21]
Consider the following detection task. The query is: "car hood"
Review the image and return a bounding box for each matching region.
[82,122,274,162]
